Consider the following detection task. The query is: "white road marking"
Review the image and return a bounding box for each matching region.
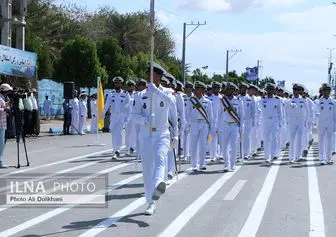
[307,147,325,237]
[78,172,192,237]
[158,166,242,237]
[223,180,247,201]
[237,151,286,237]
[0,167,143,237]
[28,147,56,154]
[0,148,114,178]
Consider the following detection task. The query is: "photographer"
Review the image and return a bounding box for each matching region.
[0,83,13,168]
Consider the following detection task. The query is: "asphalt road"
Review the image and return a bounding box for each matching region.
[0,132,334,237]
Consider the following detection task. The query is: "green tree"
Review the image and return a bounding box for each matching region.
[53,36,106,87]
[190,68,210,84]
[212,74,225,82]
[259,77,276,89]
[25,29,52,79]
[96,37,124,83]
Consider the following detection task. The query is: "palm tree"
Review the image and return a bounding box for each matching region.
[106,12,150,55]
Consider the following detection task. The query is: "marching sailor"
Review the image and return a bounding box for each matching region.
[260,83,283,163]
[316,83,336,165]
[285,84,309,162]
[247,84,261,156]
[132,62,178,215]
[217,82,244,171]
[209,81,222,162]
[238,82,256,160]
[134,79,148,162]
[185,81,214,172]
[183,81,194,161]
[125,80,137,155]
[102,77,130,158]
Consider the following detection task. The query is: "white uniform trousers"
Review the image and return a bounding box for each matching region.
[333,132,336,152]
[165,143,177,180]
[190,121,209,169]
[70,110,79,134]
[78,115,86,134]
[242,119,252,158]
[288,119,304,161]
[250,125,257,154]
[280,125,287,149]
[318,118,334,162]
[90,115,98,133]
[183,130,191,158]
[308,122,313,143]
[210,130,219,160]
[220,124,239,169]
[263,119,280,161]
[256,121,263,150]
[135,124,141,160]
[302,124,309,152]
[139,129,169,204]
[109,113,124,152]
[125,119,137,151]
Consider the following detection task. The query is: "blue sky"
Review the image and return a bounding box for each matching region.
[59,0,336,95]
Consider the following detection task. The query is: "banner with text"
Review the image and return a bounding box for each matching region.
[0,45,37,78]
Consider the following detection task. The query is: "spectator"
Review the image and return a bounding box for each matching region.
[43,95,52,120]
[0,83,12,168]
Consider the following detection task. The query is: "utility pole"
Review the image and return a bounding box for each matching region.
[181,21,207,84]
[1,0,27,49]
[12,0,27,50]
[1,0,12,47]
[225,49,242,78]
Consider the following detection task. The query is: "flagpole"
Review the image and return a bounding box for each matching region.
[149,0,155,136]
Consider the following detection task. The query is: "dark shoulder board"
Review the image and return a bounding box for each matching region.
[142,96,148,99]
[275,96,280,99]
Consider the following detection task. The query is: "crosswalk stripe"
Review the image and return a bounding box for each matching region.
[237,150,287,237]
[158,166,242,237]
[307,145,326,237]
[78,169,200,237]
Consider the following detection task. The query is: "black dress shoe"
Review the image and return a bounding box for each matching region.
[200,167,206,171]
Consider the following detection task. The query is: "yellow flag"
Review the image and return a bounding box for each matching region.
[97,79,105,130]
